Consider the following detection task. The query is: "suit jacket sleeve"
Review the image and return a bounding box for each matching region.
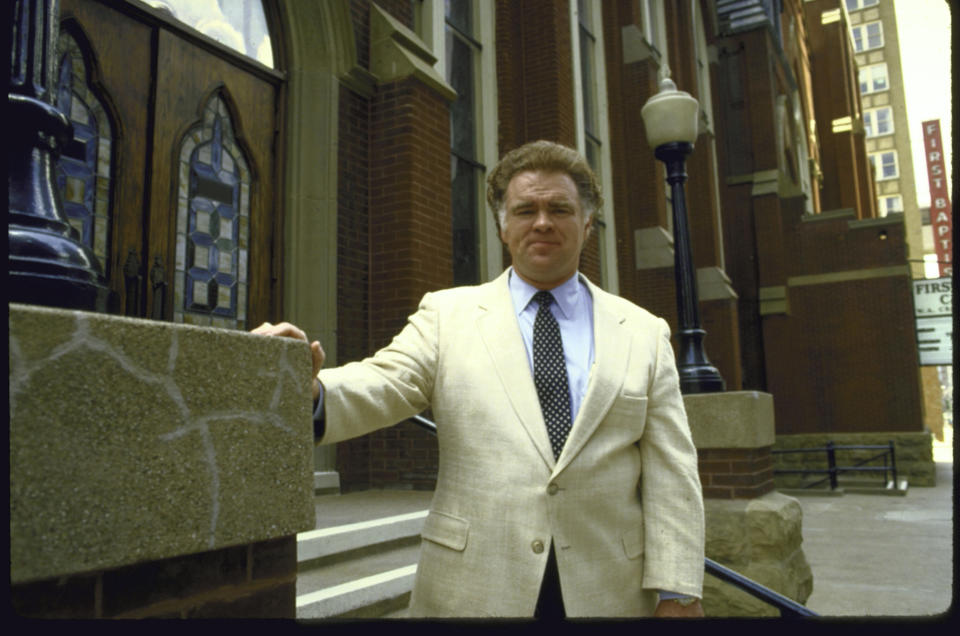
[638,318,706,598]
[315,293,439,445]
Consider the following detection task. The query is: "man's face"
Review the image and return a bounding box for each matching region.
[499,170,593,290]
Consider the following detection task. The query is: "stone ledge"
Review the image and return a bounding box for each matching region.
[685,391,775,449]
[10,304,316,584]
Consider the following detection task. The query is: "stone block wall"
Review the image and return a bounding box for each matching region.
[773,431,936,488]
[9,304,315,618]
[703,494,813,617]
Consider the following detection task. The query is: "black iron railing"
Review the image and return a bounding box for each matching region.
[773,441,898,491]
[408,414,818,617]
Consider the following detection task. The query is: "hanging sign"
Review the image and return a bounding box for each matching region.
[922,120,952,278]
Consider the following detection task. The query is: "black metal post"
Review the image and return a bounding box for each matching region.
[888,440,897,488]
[8,0,108,311]
[654,141,724,394]
[826,441,838,490]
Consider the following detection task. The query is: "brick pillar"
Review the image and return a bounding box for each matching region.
[368,77,454,347]
[334,4,458,491]
[360,75,451,490]
[685,391,813,615]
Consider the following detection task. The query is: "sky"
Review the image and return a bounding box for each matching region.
[892,0,953,209]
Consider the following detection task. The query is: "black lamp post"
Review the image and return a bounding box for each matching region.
[8,0,108,312]
[642,74,724,394]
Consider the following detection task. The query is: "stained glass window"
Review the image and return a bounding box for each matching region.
[174,93,250,329]
[54,30,114,275]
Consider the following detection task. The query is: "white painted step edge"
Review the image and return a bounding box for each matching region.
[295,564,417,619]
[297,510,429,562]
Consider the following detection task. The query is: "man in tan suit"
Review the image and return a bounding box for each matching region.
[255,141,704,618]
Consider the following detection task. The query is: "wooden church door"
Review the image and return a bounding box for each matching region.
[56,0,283,329]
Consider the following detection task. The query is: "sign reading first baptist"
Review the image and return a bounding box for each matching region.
[922,120,952,277]
[913,278,952,366]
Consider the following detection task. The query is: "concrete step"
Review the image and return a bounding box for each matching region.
[296,494,431,619]
[296,539,420,618]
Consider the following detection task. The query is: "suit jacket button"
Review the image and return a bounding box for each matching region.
[531,540,545,554]
[547,483,559,495]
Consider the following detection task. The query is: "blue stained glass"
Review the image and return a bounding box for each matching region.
[55,54,99,251]
[53,33,114,275]
[185,103,241,319]
[175,92,250,328]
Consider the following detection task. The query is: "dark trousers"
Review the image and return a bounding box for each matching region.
[535,546,566,619]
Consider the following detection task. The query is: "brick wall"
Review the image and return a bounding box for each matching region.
[11,537,297,618]
[699,447,775,499]
[337,87,371,367]
[333,2,451,491]
[495,0,577,151]
[760,211,923,435]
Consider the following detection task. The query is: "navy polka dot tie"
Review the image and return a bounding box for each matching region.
[532,291,572,459]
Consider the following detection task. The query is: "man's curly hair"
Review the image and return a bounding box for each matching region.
[486,140,603,232]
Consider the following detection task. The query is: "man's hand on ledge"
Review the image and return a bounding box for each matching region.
[653,598,704,618]
[252,322,325,401]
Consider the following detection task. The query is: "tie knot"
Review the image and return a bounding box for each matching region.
[533,291,555,309]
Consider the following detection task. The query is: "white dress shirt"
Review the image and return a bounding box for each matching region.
[507,268,594,424]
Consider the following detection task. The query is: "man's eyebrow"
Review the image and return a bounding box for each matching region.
[508,196,577,210]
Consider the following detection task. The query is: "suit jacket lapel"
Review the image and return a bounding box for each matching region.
[476,271,556,469]
[553,278,631,476]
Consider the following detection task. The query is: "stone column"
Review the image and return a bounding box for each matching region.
[686,391,814,616]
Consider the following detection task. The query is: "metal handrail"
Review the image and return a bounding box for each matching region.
[407,414,818,617]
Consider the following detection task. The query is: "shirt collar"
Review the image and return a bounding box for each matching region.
[508,267,581,321]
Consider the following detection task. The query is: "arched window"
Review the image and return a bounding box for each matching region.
[54,29,115,275]
[174,92,252,329]
[142,0,274,67]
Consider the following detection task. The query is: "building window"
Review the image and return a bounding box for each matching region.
[571,0,619,292]
[577,0,602,172]
[864,106,894,137]
[141,0,274,67]
[869,150,899,181]
[859,63,889,94]
[54,30,114,275]
[878,195,903,216]
[851,21,883,52]
[445,0,484,286]
[174,92,251,329]
[845,0,879,11]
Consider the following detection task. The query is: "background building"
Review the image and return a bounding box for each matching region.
[845,0,947,440]
[46,0,939,491]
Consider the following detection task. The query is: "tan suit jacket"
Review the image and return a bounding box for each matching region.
[317,270,704,617]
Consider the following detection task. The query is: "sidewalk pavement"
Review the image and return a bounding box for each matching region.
[797,427,955,618]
